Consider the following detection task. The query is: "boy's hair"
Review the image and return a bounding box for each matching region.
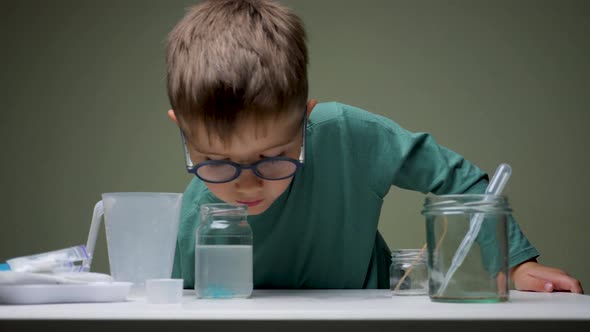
[166,0,308,142]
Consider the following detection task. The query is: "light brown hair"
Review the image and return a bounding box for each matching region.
[166,0,308,142]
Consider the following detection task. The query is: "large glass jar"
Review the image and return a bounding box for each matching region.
[422,194,511,303]
[195,203,253,298]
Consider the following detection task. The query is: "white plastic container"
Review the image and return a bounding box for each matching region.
[146,278,183,304]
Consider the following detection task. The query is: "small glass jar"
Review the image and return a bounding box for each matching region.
[390,248,429,296]
[195,203,253,299]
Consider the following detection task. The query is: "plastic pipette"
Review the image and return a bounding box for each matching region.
[436,163,512,296]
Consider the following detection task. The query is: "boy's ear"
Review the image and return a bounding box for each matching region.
[306,99,318,116]
[167,109,179,125]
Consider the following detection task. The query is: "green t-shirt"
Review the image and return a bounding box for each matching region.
[172,102,539,289]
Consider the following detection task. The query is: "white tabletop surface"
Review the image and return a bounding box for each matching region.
[1,289,589,321]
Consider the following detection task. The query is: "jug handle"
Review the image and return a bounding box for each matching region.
[84,200,104,272]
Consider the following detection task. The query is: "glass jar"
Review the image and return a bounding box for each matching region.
[422,194,511,303]
[390,248,429,296]
[195,203,253,298]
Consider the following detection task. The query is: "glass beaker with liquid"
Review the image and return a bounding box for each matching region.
[195,203,253,298]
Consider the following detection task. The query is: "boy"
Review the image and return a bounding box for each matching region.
[166,0,582,293]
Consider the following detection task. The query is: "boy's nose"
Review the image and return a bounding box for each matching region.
[235,169,263,191]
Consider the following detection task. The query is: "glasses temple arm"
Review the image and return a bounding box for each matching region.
[299,112,307,164]
[180,129,195,169]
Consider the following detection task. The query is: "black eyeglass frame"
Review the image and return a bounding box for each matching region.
[179,110,307,184]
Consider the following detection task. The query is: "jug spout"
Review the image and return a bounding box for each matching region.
[84,200,105,272]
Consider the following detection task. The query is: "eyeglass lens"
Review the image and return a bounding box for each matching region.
[196,159,298,182]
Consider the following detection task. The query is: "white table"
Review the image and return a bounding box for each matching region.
[1,290,589,331]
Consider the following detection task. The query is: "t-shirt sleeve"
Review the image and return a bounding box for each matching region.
[341,103,540,268]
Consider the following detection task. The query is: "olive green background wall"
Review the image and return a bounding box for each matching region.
[2,0,589,290]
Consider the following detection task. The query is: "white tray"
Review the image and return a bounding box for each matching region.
[0,282,133,305]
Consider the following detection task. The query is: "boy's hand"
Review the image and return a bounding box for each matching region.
[510,259,584,294]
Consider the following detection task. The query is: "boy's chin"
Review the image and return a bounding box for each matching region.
[245,202,271,216]
[246,206,267,216]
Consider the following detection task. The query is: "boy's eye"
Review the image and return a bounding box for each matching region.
[261,152,285,159]
[205,156,229,161]
[201,152,285,163]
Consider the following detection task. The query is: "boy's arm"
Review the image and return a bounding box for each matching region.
[377,121,583,294]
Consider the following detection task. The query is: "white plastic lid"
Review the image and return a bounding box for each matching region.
[145,278,183,304]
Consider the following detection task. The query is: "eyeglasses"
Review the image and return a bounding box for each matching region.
[179,112,307,184]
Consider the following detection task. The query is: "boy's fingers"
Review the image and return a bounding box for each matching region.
[515,275,554,293]
[551,277,584,294]
[526,267,584,294]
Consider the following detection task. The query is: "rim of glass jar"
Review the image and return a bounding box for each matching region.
[390,249,427,263]
[200,203,248,217]
[421,194,512,215]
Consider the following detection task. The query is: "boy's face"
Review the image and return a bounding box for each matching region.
[169,100,316,215]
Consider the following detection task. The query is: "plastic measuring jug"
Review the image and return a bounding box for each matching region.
[85,193,183,290]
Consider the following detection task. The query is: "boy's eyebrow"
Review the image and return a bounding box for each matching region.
[188,113,305,157]
[191,130,299,157]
